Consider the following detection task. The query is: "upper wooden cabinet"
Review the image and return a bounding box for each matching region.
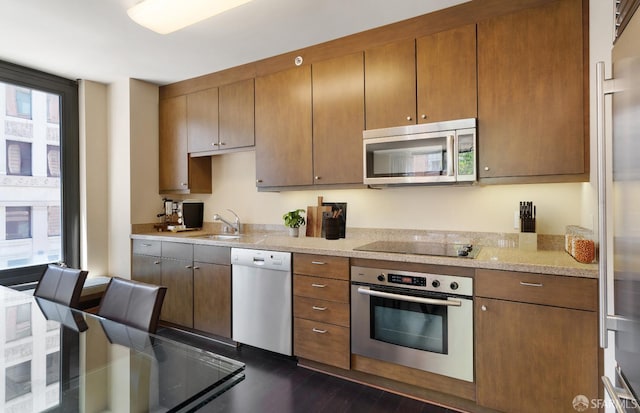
[416,24,477,123]
[255,66,313,187]
[187,87,219,153]
[477,0,586,181]
[219,78,255,150]
[312,52,365,185]
[365,26,478,130]
[159,96,212,194]
[365,39,417,130]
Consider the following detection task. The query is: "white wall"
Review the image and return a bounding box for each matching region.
[107,79,132,278]
[79,80,109,276]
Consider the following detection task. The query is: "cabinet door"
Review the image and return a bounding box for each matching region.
[475,298,599,413]
[255,66,313,187]
[159,95,212,194]
[477,0,585,180]
[416,24,477,123]
[193,262,231,338]
[365,39,416,130]
[131,254,162,286]
[187,87,219,153]
[219,78,255,150]
[312,52,365,185]
[160,258,194,328]
[159,95,188,192]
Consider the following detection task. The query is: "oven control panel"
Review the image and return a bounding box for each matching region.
[351,266,473,297]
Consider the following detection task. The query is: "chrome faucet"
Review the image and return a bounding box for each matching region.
[213,209,241,234]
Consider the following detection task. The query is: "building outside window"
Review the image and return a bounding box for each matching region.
[6,207,31,240]
[46,145,59,177]
[5,85,32,119]
[6,140,32,176]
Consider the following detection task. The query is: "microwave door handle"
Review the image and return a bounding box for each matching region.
[446,134,455,176]
[357,286,462,307]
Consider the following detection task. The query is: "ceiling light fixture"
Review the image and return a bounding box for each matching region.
[127,0,253,35]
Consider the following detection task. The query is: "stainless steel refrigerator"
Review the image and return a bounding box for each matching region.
[598,1,640,411]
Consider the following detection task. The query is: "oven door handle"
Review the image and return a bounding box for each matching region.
[357,286,462,307]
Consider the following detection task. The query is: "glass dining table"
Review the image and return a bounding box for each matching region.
[0,285,245,412]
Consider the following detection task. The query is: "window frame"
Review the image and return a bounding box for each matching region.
[0,60,80,286]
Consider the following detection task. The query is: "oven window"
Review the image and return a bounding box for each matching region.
[370,295,448,354]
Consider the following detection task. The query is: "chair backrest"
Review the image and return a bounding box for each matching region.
[97,277,167,334]
[34,264,88,308]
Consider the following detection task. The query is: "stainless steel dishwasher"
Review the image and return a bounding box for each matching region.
[231,248,292,355]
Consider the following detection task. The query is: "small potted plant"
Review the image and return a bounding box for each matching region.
[282,209,305,237]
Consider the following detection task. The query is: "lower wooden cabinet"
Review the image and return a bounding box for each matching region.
[294,318,350,369]
[161,257,194,328]
[194,262,231,338]
[131,254,161,286]
[475,270,599,413]
[293,253,350,370]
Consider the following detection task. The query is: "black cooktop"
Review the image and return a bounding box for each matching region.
[354,241,480,258]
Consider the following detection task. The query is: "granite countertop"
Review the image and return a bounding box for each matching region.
[131,229,598,279]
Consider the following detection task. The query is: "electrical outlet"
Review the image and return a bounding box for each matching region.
[514,210,520,230]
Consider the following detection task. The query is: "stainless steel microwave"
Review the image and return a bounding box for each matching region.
[363,118,476,185]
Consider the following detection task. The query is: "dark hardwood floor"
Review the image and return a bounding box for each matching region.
[157,328,457,413]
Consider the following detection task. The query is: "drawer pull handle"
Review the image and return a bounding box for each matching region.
[185,265,193,269]
[520,281,543,287]
[311,283,327,288]
[154,261,161,265]
[312,328,327,334]
[312,306,327,311]
[193,266,200,270]
[311,261,326,265]
[141,243,152,247]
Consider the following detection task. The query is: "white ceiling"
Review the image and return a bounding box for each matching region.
[0,0,469,86]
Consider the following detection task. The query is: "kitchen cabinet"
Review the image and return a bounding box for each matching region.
[475,269,599,413]
[160,242,194,328]
[364,39,416,130]
[193,245,231,338]
[187,87,219,153]
[416,24,477,123]
[131,239,162,286]
[159,96,212,194]
[255,66,313,187]
[312,52,365,185]
[365,27,477,130]
[219,78,255,150]
[293,253,350,370]
[477,0,586,181]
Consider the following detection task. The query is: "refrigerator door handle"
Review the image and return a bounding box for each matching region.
[596,61,625,349]
[602,365,640,413]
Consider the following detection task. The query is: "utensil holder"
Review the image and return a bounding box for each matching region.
[519,232,538,251]
[520,218,536,233]
[324,217,340,240]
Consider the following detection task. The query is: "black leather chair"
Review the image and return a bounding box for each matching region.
[34,264,88,308]
[97,277,167,334]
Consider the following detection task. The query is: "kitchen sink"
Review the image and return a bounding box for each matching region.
[191,233,243,240]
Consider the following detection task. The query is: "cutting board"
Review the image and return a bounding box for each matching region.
[306,196,331,237]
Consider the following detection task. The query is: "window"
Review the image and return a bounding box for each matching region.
[6,140,32,176]
[5,361,31,401]
[5,303,32,342]
[0,60,79,285]
[48,205,61,237]
[47,93,59,124]
[5,85,32,119]
[6,207,31,240]
[46,352,60,386]
[47,145,60,177]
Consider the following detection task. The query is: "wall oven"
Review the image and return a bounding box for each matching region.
[351,265,473,382]
[363,118,476,185]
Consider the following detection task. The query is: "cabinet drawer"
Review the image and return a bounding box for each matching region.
[294,296,350,327]
[162,241,193,261]
[293,254,349,280]
[132,239,161,256]
[194,244,230,265]
[475,269,597,311]
[294,275,349,302]
[294,318,350,370]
